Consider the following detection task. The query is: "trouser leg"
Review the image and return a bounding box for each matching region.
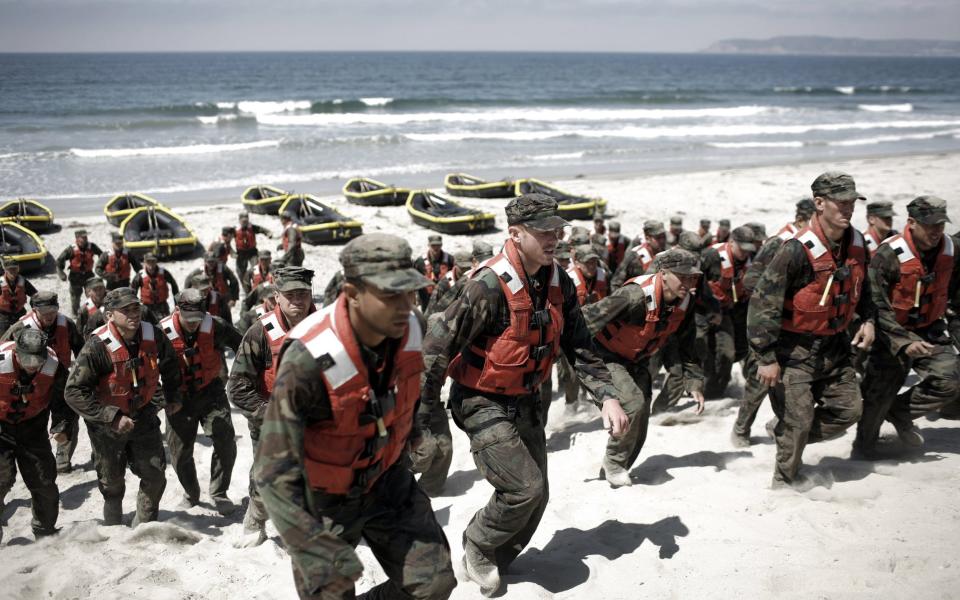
[127,412,168,523]
[55,418,80,471]
[87,421,129,523]
[856,349,906,450]
[245,417,268,525]
[165,400,202,502]
[887,347,960,431]
[604,361,651,471]
[733,350,769,438]
[15,420,60,536]
[768,367,816,484]
[200,386,237,499]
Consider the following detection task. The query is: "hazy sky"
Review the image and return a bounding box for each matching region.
[1,0,958,53]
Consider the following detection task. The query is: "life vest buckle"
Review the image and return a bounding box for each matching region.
[529,344,551,361]
[530,309,552,327]
[833,266,851,282]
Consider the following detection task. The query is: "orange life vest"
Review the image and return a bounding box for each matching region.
[104,249,132,281]
[595,273,691,361]
[207,263,229,296]
[706,241,750,308]
[781,217,867,336]
[448,239,564,396]
[257,303,316,396]
[629,243,656,273]
[777,223,799,241]
[160,312,221,392]
[235,226,257,252]
[19,311,72,367]
[568,265,608,306]
[251,266,274,289]
[282,224,301,251]
[206,290,222,318]
[69,244,95,273]
[884,229,955,330]
[863,226,885,257]
[421,250,451,296]
[82,296,101,317]
[0,341,59,423]
[290,295,423,496]
[93,321,160,415]
[139,268,169,305]
[0,275,27,314]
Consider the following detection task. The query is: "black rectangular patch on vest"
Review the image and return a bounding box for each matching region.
[894,246,904,256]
[500,272,512,284]
[804,240,816,250]
[263,321,275,332]
[317,353,335,372]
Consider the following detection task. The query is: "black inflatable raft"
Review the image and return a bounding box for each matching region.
[0,199,55,232]
[406,191,496,234]
[121,206,198,259]
[279,195,363,245]
[513,179,607,221]
[0,222,47,273]
[343,178,409,206]
[444,173,515,199]
[104,193,164,226]
[241,184,289,215]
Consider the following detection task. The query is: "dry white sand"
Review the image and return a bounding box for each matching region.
[2,151,960,600]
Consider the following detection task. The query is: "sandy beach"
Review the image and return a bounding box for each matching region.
[2,151,959,600]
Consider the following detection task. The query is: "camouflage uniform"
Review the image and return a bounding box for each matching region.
[64,288,183,524]
[162,289,243,506]
[414,236,456,311]
[0,260,38,335]
[610,220,665,290]
[747,172,876,485]
[423,250,472,319]
[241,250,274,297]
[321,270,344,307]
[697,219,714,248]
[421,195,616,585]
[665,215,686,249]
[56,231,103,317]
[234,215,272,284]
[185,255,241,302]
[856,197,960,455]
[0,328,68,538]
[256,234,455,599]
[715,219,731,244]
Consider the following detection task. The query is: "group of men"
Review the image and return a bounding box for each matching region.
[2,172,957,600]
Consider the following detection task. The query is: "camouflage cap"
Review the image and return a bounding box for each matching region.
[811,171,865,201]
[699,219,711,229]
[13,327,49,370]
[103,287,140,311]
[669,215,683,226]
[643,220,666,236]
[111,231,123,241]
[257,249,272,259]
[427,234,443,245]
[143,252,158,263]
[453,250,473,270]
[74,229,88,237]
[574,244,600,263]
[555,240,573,260]
[340,233,431,293]
[654,248,702,275]
[273,265,315,292]
[678,231,703,253]
[866,200,895,218]
[505,193,569,231]
[176,288,206,323]
[192,274,212,290]
[471,240,494,262]
[31,291,59,308]
[84,276,106,291]
[795,198,816,218]
[718,219,731,229]
[607,220,621,232]
[907,195,950,225]
[1,256,19,269]
[731,225,758,252]
[745,222,768,240]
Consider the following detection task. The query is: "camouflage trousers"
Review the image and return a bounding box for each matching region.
[703,306,748,399]
[768,362,862,483]
[856,343,960,450]
[605,361,651,472]
[293,463,456,600]
[732,350,770,439]
[236,249,257,292]
[165,382,237,502]
[0,412,59,536]
[55,418,82,472]
[409,399,452,497]
[651,338,691,414]
[450,383,547,570]
[87,409,167,523]
[245,416,268,526]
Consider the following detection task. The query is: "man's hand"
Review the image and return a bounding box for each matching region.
[165,402,183,416]
[851,321,875,351]
[904,340,935,358]
[601,398,629,438]
[50,432,68,444]
[691,390,705,415]
[112,415,135,434]
[757,363,781,388]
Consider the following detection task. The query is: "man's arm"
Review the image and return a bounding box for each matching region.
[677,310,704,392]
[252,224,272,237]
[747,240,806,365]
[154,332,183,408]
[90,243,103,257]
[609,251,636,290]
[742,238,782,295]
[580,282,644,336]
[227,322,269,416]
[224,266,241,301]
[165,270,180,296]
[64,337,118,424]
[213,317,244,351]
[67,317,85,356]
[23,279,38,297]
[55,247,71,277]
[94,252,109,279]
[47,365,73,435]
[130,272,142,292]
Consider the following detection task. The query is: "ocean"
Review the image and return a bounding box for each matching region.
[1,52,959,214]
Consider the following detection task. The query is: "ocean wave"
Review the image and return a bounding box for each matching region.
[257,105,780,127]
[69,139,282,158]
[526,152,587,161]
[828,128,960,147]
[773,85,915,95]
[707,141,805,149]
[234,101,312,115]
[858,103,913,113]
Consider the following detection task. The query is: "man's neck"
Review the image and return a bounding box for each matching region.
[517,250,543,276]
[348,304,386,348]
[818,217,845,243]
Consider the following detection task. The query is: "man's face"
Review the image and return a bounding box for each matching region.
[428,243,442,259]
[108,303,142,337]
[816,196,856,233]
[263,296,277,310]
[908,218,945,251]
[579,258,599,278]
[594,220,605,234]
[718,226,730,237]
[558,257,570,270]
[670,225,682,236]
[35,305,59,328]
[511,225,561,268]
[4,266,19,279]
[145,261,158,273]
[87,286,107,305]
[112,239,123,250]
[731,241,754,262]
[204,260,217,273]
[240,217,249,227]
[18,358,42,375]
[275,288,311,323]
[649,233,666,252]
[353,283,415,340]
[259,258,271,270]
[867,215,894,236]
[179,313,201,333]
[76,235,88,246]
[661,270,699,302]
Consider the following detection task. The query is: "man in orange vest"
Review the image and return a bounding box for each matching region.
[190,274,234,326]
[241,249,274,298]
[65,288,183,525]
[96,232,141,290]
[748,172,876,487]
[161,289,243,513]
[855,196,959,458]
[774,198,816,241]
[130,253,180,320]
[0,328,69,542]
[0,256,37,336]
[605,220,628,274]
[611,219,666,290]
[56,229,103,317]
[256,233,456,600]
[236,282,277,333]
[583,248,706,487]
[862,200,897,256]
[277,210,304,267]
[715,218,731,244]
[414,234,455,311]
[420,194,625,596]
[228,265,316,547]
[186,252,240,304]
[235,211,272,284]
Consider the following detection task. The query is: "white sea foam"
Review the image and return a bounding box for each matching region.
[527,151,587,161]
[835,86,856,95]
[360,97,394,107]
[828,128,960,147]
[707,141,805,149]
[69,140,282,158]
[233,100,311,115]
[215,101,235,110]
[858,104,913,113]
[256,105,779,127]
[196,114,241,125]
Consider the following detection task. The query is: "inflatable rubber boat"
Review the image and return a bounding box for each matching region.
[278,194,363,245]
[0,222,47,273]
[513,179,607,221]
[444,173,515,199]
[0,199,55,232]
[343,178,409,206]
[104,192,164,226]
[406,190,496,234]
[241,184,289,215]
[120,206,198,259]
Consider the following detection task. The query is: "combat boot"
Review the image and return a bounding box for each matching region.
[212,495,236,516]
[897,425,924,448]
[103,498,123,526]
[599,458,632,488]
[462,536,501,597]
[235,506,267,548]
[730,428,751,448]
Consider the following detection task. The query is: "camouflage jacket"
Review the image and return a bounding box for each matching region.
[1,313,85,360]
[581,281,703,392]
[64,324,182,424]
[420,263,617,412]
[747,233,877,367]
[869,237,960,355]
[424,272,462,317]
[742,236,784,295]
[700,245,750,305]
[227,319,273,417]
[185,266,240,302]
[610,248,648,291]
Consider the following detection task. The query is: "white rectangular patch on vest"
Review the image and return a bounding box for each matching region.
[305,328,357,390]
[888,237,915,264]
[797,231,827,259]
[944,235,955,257]
[98,329,122,353]
[491,258,523,295]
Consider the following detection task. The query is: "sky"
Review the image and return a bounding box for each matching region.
[0,0,958,53]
